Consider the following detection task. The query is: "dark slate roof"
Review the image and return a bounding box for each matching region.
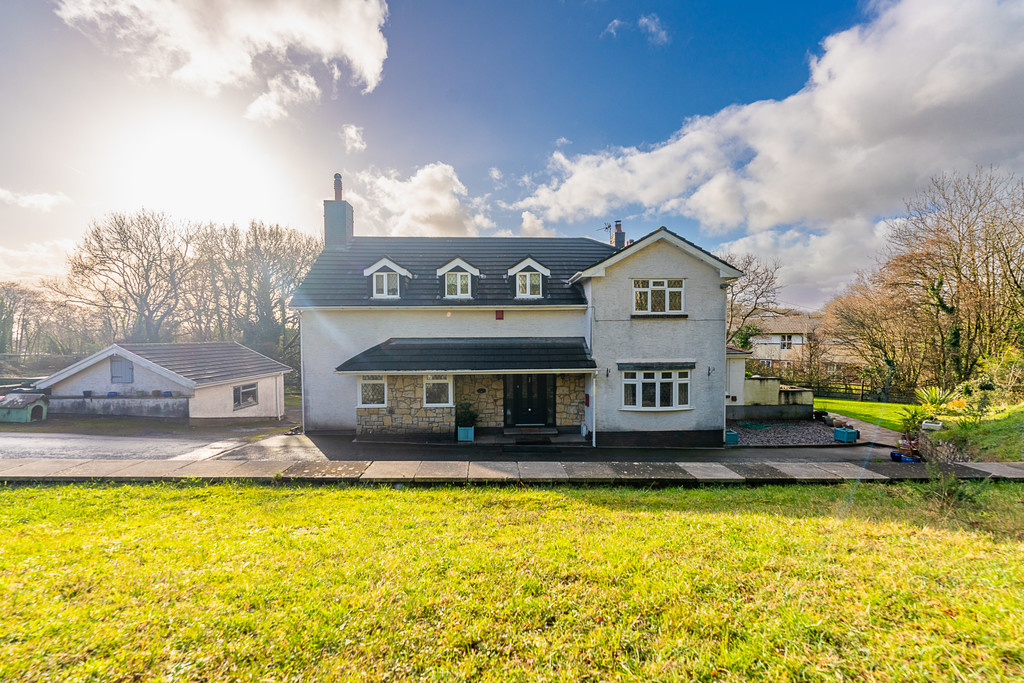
[726,346,752,355]
[118,342,292,386]
[583,226,740,275]
[291,236,617,308]
[0,393,47,408]
[336,338,596,373]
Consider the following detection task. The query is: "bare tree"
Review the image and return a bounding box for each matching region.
[50,210,196,343]
[717,252,782,342]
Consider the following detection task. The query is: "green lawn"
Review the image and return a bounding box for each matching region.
[937,403,1024,462]
[2,483,1023,681]
[813,397,913,432]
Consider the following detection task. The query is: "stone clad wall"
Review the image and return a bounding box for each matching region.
[454,375,504,428]
[356,375,454,435]
[556,374,586,427]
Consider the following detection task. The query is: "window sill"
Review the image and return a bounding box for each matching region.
[357,404,387,409]
[233,403,259,411]
[620,406,694,412]
[630,313,688,319]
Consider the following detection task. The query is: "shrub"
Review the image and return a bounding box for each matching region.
[915,386,959,418]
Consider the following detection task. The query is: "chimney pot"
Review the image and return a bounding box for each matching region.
[333,173,343,201]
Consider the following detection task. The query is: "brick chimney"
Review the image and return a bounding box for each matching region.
[612,220,625,249]
[324,172,354,248]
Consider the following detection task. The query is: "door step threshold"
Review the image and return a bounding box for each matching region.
[503,427,558,436]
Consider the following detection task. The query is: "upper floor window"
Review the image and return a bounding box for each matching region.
[373,271,400,298]
[780,334,793,350]
[516,271,542,298]
[445,271,472,298]
[633,279,684,314]
[110,357,134,383]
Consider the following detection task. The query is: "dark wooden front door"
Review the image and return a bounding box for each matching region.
[504,374,556,426]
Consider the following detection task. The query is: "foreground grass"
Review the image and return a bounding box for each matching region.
[2,484,1023,682]
[814,398,912,432]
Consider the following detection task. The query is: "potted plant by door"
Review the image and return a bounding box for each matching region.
[456,401,478,442]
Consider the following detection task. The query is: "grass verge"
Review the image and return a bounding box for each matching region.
[813,397,912,432]
[935,403,1024,462]
[1,483,1022,681]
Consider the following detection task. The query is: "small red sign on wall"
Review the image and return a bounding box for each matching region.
[495,310,504,320]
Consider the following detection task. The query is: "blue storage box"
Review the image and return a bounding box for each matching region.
[833,427,858,443]
[725,429,739,445]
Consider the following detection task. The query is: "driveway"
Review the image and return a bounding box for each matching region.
[0,433,245,461]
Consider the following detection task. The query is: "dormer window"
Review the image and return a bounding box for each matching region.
[373,271,400,298]
[507,257,550,300]
[437,258,480,299]
[516,271,542,298]
[445,271,471,298]
[363,258,412,300]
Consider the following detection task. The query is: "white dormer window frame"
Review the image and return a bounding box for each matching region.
[507,258,551,277]
[372,271,400,299]
[515,271,543,298]
[363,258,413,278]
[437,258,479,299]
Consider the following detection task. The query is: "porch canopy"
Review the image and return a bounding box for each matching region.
[336,337,596,374]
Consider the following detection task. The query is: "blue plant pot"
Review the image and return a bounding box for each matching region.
[457,426,474,442]
[82,390,92,398]
[724,429,739,445]
[106,391,118,397]
[833,427,857,443]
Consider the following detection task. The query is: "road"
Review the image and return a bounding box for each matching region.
[0,433,244,461]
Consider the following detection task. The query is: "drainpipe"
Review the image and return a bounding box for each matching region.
[591,370,598,448]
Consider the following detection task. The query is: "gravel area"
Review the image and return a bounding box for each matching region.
[727,419,837,446]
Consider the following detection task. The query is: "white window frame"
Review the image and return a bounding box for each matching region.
[233,382,259,410]
[358,374,387,407]
[516,271,542,298]
[632,278,685,314]
[780,334,793,350]
[372,271,400,299]
[621,370,691,411]
[423,374,453,407]
[445,271,472,298]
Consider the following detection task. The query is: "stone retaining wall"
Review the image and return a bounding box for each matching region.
[454,375,504,428]
[555,374,586,427]
[356,375,453,436]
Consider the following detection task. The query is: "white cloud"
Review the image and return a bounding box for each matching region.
[347,162,492,237]
[518,0,1024,304]
[519,211,554,237]
[554,136,572,148]
[56,0,389,118]
[638,14,670,46]
[244,71,320,123]
[0,240,74,283]
[0,188,70,212]
[341,124,367,153]
[488,167,503,182]
[601,19,624,38]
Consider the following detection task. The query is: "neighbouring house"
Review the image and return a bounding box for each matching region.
[0,392,48,423]
[34,342,291,423]
[747,314,858,375]
[290,174,743,447]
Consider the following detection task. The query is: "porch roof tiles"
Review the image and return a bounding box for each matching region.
[336,337,596,373]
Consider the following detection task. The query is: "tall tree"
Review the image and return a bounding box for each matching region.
[717,252,781,342]
[51,210,196,343]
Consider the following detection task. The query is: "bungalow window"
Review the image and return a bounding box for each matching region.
[423,374,453,407]
[373,271,400,298]
[233,383,258,410]
[633,279,684,314]
[445,271,471,298]
[516,271,542,298]
[622,370,690,410]
[110,357,134,383]
[780,334,793,350]
[359,375,386,407]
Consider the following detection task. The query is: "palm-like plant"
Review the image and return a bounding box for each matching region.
[915,386,959,418]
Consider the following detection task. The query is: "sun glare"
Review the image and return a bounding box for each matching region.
[101,105,294,228]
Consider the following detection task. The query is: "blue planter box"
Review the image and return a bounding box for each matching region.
[724,429,739,445]
[457,426,475,442]
[834,427,858,443]
[106,391,118,398]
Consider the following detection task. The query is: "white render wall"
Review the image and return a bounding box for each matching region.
[300,306,589,430]
[725,356,746,405]
[189,373,285,419]
[588,239,729,435]
[48,357,191,397]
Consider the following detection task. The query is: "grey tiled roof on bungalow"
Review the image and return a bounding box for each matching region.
[117,342,292,386]
[289,236,617,308]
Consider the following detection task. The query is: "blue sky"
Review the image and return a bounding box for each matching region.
[3,0,1024,308]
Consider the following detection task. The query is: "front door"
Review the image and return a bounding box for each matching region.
[504,374,556,426]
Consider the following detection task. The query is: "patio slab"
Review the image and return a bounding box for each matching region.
[677,462,745,483]
[100,459,190,479]
[58,459,146,478]
[961,462,1024,480]
[468,461,519,482]
[360,460,420,483]
[282,461,371,480]
[517,461,568,483]
[724,462,794,483]
[225,459,299,479]
[415,460,470,482]
[166,459,246,478]
[609,461,694,482]
[764,461,845,483]
[0,458,89,478]
[562,461,616,483]
[812,462,889,480]
[0,458,43,474]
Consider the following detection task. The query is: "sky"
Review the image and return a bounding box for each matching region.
[3,0,1024,309]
